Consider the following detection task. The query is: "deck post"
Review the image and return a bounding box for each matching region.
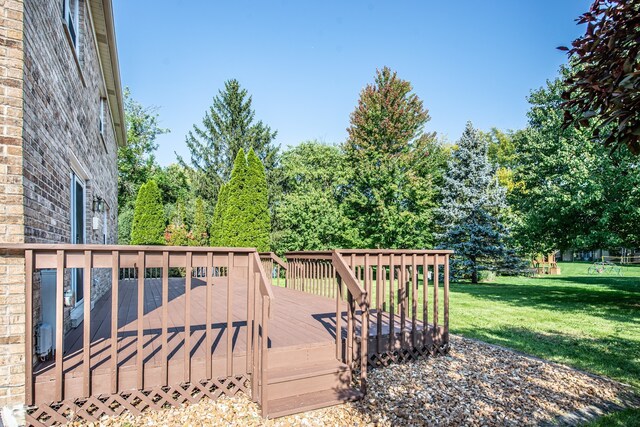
[136,251,145,390]
[161,251,169,386]
[55,250,64,401]
[433,254,439,348]
[184,252,192,383]
[83,250,92,397]
[25,250,33,405]
[111,251,119,394]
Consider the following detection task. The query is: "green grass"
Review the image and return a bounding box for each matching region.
[448,262,640,391]
[585,408,640,426]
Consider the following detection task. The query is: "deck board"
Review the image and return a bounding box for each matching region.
[33,277,426,404]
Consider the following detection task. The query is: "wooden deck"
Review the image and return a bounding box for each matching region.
[33,276,426,404]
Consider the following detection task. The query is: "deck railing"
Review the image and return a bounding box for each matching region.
[0,244,274,418]
[285,249,451,389]
[258,252,287,286]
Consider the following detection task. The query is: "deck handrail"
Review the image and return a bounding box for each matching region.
[331,251,366,307]
[258,252,287,270]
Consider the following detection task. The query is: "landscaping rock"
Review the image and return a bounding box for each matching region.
[71,336,638,426]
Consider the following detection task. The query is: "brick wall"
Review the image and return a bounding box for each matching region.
[0,0,120,420]
[0,0,26,421]
[22,0,118,330]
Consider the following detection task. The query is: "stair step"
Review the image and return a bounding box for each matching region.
[267,359,351,400]
[269,342,336,368]
[267,388,363,419]
[268,359,348,384]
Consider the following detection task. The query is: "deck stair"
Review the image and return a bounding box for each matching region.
[264,342,362,418]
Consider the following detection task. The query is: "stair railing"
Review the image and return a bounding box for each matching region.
[249,251,276,416]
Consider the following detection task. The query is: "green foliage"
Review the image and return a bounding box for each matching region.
[178,79,278,205]
[343,67,442,248]
[272,141,358,253]
[511,68,640,253]
[117,206,134,245]
[210,149,271,250]
[436,122,517,283]
[189,198,209,246]
[130,180,166,245]
[118,88,168,210]
[560,0,640,155]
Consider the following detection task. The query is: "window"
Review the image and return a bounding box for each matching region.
[62,0,80,51]
[99,97,106,135]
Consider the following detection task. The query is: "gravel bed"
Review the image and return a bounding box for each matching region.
[73,336,638,426]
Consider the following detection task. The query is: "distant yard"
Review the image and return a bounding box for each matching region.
[449,262,640,391]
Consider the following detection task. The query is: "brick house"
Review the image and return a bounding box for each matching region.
[0,0,124,423]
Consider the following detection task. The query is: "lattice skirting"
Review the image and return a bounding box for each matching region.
[365,340,450,369]
[26,375,251,427]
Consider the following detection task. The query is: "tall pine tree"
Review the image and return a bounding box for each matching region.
[436,122,513,283]
[178,79,278,204]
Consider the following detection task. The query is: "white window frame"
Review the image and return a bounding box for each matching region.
[70,171,86,308]
[99,97,105,136]
[63,0,80,53]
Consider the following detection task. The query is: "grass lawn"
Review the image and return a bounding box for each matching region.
[448,262,640,392]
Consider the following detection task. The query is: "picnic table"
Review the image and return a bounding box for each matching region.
[587,260,623,276]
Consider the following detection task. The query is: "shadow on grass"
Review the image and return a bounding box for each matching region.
[450,279,639,324]
[453,326,640,390]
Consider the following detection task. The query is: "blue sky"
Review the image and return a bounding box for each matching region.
[113,1,589,166]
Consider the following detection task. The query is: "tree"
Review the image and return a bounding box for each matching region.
[210,149,271,250]
[118,88,168,210]
[130,180,166,245]
[272,141,358,253]
[117,206,134,245]
[436,122,514,283]
[189,198,209,246]
[343,67,441,248]
[512,70,640,253]
[178,79,278,204]
[559,0,640,154]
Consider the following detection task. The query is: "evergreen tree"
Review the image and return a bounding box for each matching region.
[210,184,229,246]
[343,67,441,248]
[130,180,166,245]
[219,149,249,247]
[436,122,513,283]
[178,79,278,204]
[190,197,209,246]
[244,149,271,251]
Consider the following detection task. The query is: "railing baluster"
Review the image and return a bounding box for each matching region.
[111,251,119,394]
[206,252,213,380]
[55,249,64,401]
[246,255,254,374]
[346,290,354,367]
[161,251,169,386]
[83,250,92,397]
[25,249,33,405]
[184,251,192,383]
[376,254,382,354]
[389,254,395,352]
[433,254,439,341]
[444,254,450,343]
[411,254,418,349]
[422,255,429,348]
[400,254,407,350]
[260,295,269,415]
[361,255,370,393]
[252,271,260,400]
[226,252,234,377]
[136,250,145,390]
[335,273,342,360]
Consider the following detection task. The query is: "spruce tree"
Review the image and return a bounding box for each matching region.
[130,180,166,245]
[436,122,513,283]
[178,79,278,204]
